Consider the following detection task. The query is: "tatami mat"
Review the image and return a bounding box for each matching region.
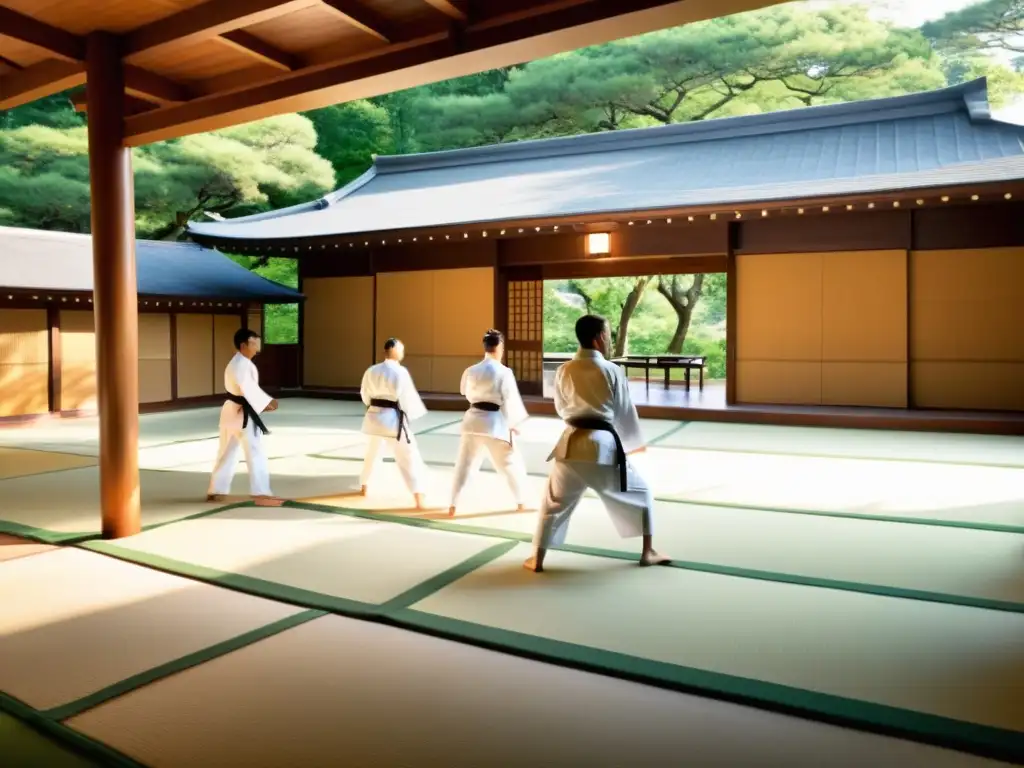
[84,505,511,609]
[0,712,101,768]
[0,533,57,562]
[433,496,1024,610]
[658,422,1024,466]
[0,447,95,480]
[408,545,1024,733]
[0,467,239,539]
[64,614,1014,768]
[0,548,303,712]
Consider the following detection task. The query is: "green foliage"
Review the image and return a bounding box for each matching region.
[921,0,1024,55]
[303,100,394,187]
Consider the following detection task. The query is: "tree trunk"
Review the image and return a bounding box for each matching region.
[613,276,650,357]
[657,274,705,354]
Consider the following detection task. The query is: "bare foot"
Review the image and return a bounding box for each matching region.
[414,493,426,510]
[640,549,672,567]
[206,494,227,503]
[448,506,457,517]
[516,504,530,512]
[523,556,544,573]
[359,485,367,497]
[253,496,285,507]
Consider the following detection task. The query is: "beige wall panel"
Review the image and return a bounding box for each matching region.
[60,311,96,412]
[737,253,822,361]
[176,314,215,399]
[214,315,242,395]
[821,362,907,408]
[376,271,435,355]
[911,249,1024,362]
[303,277,374,388]
[736,361,821,405]
[400,355,432,395]
[431,355,480,394]
[247,310,263,337]
[822,251,907,362]
[0,309,48,364]
[139,359,173,404]
[432,267,495,357]
[138,314,172,360]
[913,362,1024,411]
[0,363,49,416]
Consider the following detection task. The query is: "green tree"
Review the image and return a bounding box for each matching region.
[408,4,941,150]
[303,100,393,187]
[0,113,334,237]
[922,0,1024,55]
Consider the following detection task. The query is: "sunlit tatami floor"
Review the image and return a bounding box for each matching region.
[1,399,1022,767]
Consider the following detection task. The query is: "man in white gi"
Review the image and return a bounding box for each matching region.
[525,314,670,573]
[207,328,282,507]
[448,329,530,517]
[360,337,430,509]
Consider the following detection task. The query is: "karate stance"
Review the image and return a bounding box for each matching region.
[525,314,670,572]
[360,337,430,509]
[207,328,283,507]
[448,329,530,517]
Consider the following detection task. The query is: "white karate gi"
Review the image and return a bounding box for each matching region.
[534,348,653,549]
[208,352,274,497]
[360,359,429,494]
[450,357,529,508]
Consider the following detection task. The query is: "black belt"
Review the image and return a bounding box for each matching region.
[566,417,627,492]
[471,402,513,446]
[370,398,410,443]
[225,394,269,436]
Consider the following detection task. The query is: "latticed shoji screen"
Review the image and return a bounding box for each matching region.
[505,279,543,388]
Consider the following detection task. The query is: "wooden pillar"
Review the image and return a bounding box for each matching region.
[46,305,62,414]
[87,32,141,539]
[725,222,738,406]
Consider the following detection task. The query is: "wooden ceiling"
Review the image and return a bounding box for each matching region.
[0,0,777,146]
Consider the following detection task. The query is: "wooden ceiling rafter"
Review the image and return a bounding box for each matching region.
[123,0,315,59]
[317,0,398,42]
[421,0,469,22]
[0,6,85,62]
[218,30,303,72]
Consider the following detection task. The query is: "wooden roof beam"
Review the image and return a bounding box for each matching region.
[317,0,397,43]
[124,65,194,105]
[0,53,24,71]
[0,60,86,110]
[0,7,85,62]
[71,91,159,117]
[122,0,762,145]
[124,0,314,59]
[219,30,302,71]
[421,0,469,22]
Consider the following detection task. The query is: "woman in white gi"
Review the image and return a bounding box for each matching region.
[207,328,282,507]
[448,329,530,517]
[360,337,430,509]
[525,314,670,573]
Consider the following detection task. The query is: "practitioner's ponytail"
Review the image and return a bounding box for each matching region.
[483,329,504,351]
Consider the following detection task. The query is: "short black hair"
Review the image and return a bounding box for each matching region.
[234,328,259,350]
[383,337,400,352]
[483,329,504,351]
[575,314,608,349]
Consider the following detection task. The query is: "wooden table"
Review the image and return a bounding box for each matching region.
[610,355,706,392]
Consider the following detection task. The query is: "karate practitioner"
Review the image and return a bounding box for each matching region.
[525,314,670,573]
[448,329,530,517]
[207,328,283,507]
[359,337,430,509]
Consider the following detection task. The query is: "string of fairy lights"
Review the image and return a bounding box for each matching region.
[2,294,247,308]
[207,190,1017,257]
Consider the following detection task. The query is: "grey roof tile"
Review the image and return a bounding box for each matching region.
[0,227,302,302]
[188,78,1024,242]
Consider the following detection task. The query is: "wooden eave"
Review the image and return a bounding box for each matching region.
[0,0,781,145]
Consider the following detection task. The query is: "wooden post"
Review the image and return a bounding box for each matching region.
[46,305,62,414]
[87,32,141,539]
[725,222,738,406]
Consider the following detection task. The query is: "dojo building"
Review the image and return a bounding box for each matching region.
[0,226,302,422]
[177,78,1022,434]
